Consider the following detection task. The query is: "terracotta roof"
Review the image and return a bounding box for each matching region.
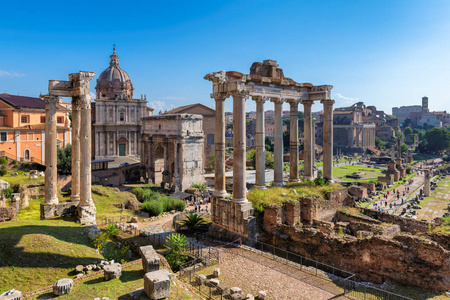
[162,103,214,115]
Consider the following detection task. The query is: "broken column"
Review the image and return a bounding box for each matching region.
[44,95,59,205]
[322,99,335,181]
[272,97,284,186]
[254,96,267,189]
[288,98,300,182]
[424,169,430,197]
[302,100,314,180]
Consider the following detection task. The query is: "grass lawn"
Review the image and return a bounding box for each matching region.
[333,165,382,182]
[247,181,342,208]
[1,170,44,185]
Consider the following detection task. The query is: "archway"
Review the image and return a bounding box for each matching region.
[154,144,164,185]
[24,149,30,161]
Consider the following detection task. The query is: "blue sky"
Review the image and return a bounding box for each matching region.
[1,0,450,114]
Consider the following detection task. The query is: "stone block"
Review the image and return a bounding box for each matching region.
[144,269,172,300]
[230,287,242,295]
[195,274,207,286]
[258,290,267,299]
[139,245,160,273]
[213,267,220,277]
[130,216,138,223]
[245,294,255,300]
[209,278,220,286]
[52,278,73,296]
[0,289,21,300]
[128,287,144,299]
[40,202,77,219]
[75,265,84,273]
[103,263,122,280]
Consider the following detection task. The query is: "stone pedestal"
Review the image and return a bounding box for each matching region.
[144,269,172,299]
[139,245,160,273]
[43,95,59,205]
[103,263,122,280]
[52,278,73,296]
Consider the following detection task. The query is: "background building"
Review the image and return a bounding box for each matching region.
[0,93,71,163]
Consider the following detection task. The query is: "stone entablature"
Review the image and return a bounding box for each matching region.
[141,114,204,191]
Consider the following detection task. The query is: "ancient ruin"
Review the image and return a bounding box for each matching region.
[41,71,97,224]
[204,60,334,238]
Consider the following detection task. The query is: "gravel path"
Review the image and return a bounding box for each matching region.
[218,247,347,300]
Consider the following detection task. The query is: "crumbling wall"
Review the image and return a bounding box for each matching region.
[0,207,17,221]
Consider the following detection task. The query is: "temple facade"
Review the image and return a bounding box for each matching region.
[92,47,153,161]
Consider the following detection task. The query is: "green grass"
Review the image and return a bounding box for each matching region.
[1,170,44,185]
[92,186,139,221]
[333,165,383,182]
[247,182,342,208]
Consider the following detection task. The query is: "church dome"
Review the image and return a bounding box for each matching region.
[95,47,134,100]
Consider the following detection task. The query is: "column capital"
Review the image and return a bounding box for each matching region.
[230,90,250,99]
[70,71,96,97]
[286,98,300,105]
[211,92,228,101]
[41,95,59,107]
[79,95,92,110]
[252,96,268,103]
[301,99,315,106]
[321,99,335,105]
[270,97,284,104]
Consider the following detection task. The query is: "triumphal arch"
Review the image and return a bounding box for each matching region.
[204,60,334,238]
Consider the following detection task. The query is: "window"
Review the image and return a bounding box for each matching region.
[57,117,63,124]
[120,113,125,122]
[40,116,45,123]
[0,132,6,142]
[21,115,29,123]
[207,134,214,145]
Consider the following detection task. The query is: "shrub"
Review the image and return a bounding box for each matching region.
[192,183,206,190]
[314,177,326,186]
[132,187,144,202]
[3,187,14,198]
[162,197,175,212]
[179,213,208,232]
[0,157,7,165]
[164,233,189,271]
[406,166,412,174]
[22,162,31,170]
[0,165,7,176]
[142,200,163,216]
[173,199,186,212]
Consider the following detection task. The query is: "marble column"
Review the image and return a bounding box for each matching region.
[232,91,248,202]
[288,99,300,182]
[302,100,314,180]
[70,96,81,203]
[253,96,266,189]
[213,94,228,198]
[424,169,430,197]
[272,98,284,186]
[44,95,59,205]
[321,99,335,181]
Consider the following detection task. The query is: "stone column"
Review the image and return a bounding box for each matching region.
[163,138,170,184]
[212,94,228,198]
[288,99,300,182]
[44,95,59,205]
[302,100,314,180]
[173,139,181,191]
[232,91,249,202]
[272,98,284,186]
[70,96,81,203]
[253,96,267,189]
[424,169,430,197]
[148,138,155,184]
[321,99,335,182]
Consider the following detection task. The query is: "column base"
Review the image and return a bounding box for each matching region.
[77,204,97,225]
[70,195,80,204]
[303,176,314,181]
[254,185,267,190]
[213,190,229,198]
[288,178,300,183]
[45,195,59,206]
[272,181,285,187]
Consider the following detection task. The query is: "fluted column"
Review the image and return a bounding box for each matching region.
[272,98,284,186]
[253,96,266,189]
[232,91,249,202]
[70,96,81,203]
[302,100,314,180]
[288,99,300,182]
[213,94,228,198]
[322,99,335,181]
[44,95,59,205]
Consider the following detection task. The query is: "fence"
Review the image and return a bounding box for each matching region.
[237,236,413,300]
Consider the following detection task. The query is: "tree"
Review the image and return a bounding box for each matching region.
[422,127,450,154]
[57,144,72,175]
[226,123,233,129]
[375,136,388,149]
[283,130,290,149]
[401,143,409,154]
[402,118,413,129]
[265,151,274,168]
[164,233,189,271]
[403,127,413,135]
[282,118,290,126]
[179,213,208,232]
[265,136,274,152]
[205,152,215,172]
[247,148,256,168]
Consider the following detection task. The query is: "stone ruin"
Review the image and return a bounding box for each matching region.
[204,60,335,240]
[40,71,97,224]
[138,245,172,299]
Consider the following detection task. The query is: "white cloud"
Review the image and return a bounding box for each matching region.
[0,70,25,77]
[160,96,186,101]
[148,101,172,114]
[335,93,359,105]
